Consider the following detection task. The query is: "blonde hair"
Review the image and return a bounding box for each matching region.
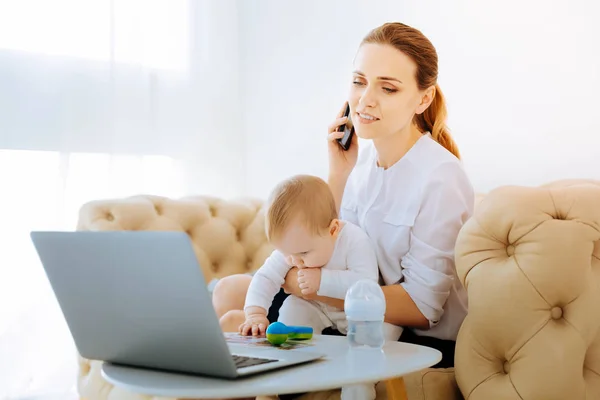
[265,175,338,242]
[362,22,461,159]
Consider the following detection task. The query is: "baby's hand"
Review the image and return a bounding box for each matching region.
[239,311,269,336]
[298,268,321,295]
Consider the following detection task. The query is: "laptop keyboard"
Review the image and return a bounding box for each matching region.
[232,354,278,369]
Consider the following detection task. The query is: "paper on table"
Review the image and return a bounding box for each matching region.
[224,332,315,350]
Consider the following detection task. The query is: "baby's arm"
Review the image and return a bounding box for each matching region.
[240,250,291,335]
[318,234,379,299]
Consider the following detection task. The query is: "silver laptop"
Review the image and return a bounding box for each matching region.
[30,230,324,378]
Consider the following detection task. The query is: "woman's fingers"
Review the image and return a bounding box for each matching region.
[328,116,348,134]
[327,131,345,143]
[337,101,348,118]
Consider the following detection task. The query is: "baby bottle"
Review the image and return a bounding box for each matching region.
[344,279,386,349]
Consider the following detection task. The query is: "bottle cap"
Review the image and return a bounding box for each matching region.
[344,279,386,322]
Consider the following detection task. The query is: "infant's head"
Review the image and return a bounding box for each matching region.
[265,175,340,268]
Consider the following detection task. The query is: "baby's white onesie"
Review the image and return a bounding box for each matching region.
[245,221,378,332]
[245,222,403,400]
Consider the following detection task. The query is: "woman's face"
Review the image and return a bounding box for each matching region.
[349,43,431,140]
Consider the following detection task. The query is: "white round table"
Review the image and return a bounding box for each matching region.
[102,334,442,399]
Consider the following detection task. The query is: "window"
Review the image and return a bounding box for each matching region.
[0,0,189,71]
[0,150,184,397]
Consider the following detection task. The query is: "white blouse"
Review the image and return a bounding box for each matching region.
[340,133,475,341]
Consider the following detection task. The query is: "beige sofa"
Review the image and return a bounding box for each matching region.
[74,180,600,400]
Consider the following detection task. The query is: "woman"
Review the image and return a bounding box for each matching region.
[213,21,474,370]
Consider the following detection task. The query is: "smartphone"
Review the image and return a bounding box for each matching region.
[337,103,354,151]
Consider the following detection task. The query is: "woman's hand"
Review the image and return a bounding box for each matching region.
[282,267,303,297]
[327,102,359,179]
[282,267,344,308]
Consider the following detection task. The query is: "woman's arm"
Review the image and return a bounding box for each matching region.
[326,102,359,214]
[315,285,429,329]
[312,294,345,310]
[282,267,427,328]
[380,285,429,329]
[328,173,349,215]
[316,285,428,329]
[282,267,346,309]
[395,162,474,330]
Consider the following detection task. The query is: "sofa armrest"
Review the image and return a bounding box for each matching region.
[454,180,600,399]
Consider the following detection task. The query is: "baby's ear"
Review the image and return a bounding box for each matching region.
[329,219,340,236]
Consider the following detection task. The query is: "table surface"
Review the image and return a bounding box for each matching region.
[102,334,442,399]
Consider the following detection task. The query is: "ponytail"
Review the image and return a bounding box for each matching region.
[414,84,460,159]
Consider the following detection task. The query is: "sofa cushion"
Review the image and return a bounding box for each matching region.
[77,195,274,282]
[454,179,600,399]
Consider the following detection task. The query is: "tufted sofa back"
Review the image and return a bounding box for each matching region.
[76,180,600,399]
[454,179,600,399]
[77,195,275,282]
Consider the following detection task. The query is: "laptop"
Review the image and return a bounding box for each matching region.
[30,230,324,379]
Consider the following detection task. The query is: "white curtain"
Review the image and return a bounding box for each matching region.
[0,0,243,397]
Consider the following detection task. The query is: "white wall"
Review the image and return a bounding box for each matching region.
[238,0,600,197]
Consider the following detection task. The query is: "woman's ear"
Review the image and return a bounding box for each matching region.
[415,85,436,115]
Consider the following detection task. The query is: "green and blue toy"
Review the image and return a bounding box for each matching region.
[266,322,313,345]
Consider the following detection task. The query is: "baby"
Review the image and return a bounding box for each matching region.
[239,174,402,400]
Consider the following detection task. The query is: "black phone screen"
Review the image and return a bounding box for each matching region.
[337,104,354,151]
